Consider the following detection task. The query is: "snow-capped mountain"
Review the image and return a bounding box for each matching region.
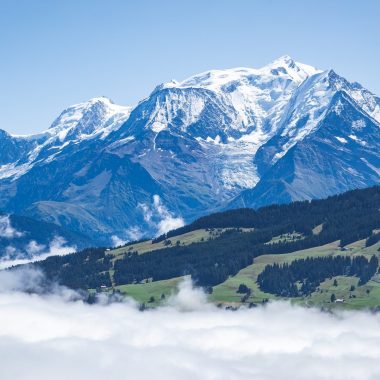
[48,96,132,141]
[1,56,379,245]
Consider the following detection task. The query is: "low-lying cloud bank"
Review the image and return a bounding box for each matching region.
[0,270,380,380]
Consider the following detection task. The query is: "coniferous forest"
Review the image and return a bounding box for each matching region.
[20,186,380,291]
[257,255,379,297]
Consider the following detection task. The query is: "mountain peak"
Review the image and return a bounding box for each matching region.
[46,96,131,143]
[270,55,296,67]
[155,57,322,95]
[261,55,322,79]
[58,96,115,115]
[85,96,115,106]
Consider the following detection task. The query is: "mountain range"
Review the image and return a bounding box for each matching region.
[1,56,380,246]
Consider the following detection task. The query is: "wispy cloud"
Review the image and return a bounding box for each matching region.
[0,236,76,269]
[111,226,144,247]
[0,215,23,239]
[152,195,184,235]
[141,194,184,236]
[0,271,380,380]
[112,195,185,246]
[111,235,128,247]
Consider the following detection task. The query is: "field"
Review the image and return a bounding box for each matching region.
[114,277,184,305]
[110,228,240,257]
[266,231,304,244]
[102,233,380,309]
[211,239,380,309]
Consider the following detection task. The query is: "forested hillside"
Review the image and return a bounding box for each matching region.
[17,185,380,306]
[258,255,379,297]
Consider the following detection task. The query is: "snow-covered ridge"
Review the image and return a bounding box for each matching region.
[2,55,379,187]
[160,55,322,91]
[140,56,325,151]
[47,96,132,141]
[0,97,132,181]
[10,97,132,142]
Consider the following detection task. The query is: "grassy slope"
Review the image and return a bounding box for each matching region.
[102,226,380,309]
[115,277,184,305]
[110,228,239,257]
[266,232,303,245]
[211,239,380,309]
[105,238,380,309]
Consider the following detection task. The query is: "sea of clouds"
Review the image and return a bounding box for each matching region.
[0,269,380,379]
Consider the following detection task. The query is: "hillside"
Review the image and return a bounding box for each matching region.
[17,186,380,309]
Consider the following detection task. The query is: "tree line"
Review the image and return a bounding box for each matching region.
[29,247,112,289]
[19,185,380,290]
[257,255,379,297]
[114,187,380,287]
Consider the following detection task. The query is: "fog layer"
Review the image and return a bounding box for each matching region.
[0,270,379,380]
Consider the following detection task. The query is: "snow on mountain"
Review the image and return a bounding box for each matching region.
[0,56,379,243]
[0,97,131,181]
[48,96,132,141]
[111,56,324,194]
[157,55,322,135]
[231,90,380,209]
[252,69,380,175]
[165,56,319,90]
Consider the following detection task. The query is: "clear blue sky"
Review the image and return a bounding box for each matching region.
[1,0,379,134]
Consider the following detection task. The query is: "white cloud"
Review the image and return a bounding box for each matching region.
[167,277,210,311]
[111,235,127,247]
[26,240,46,255]
[140,202,153,223]
[0,272,380,380]
[0,236,76,269]
[157,215,184,236]
[125,226,143,241]
[111,196,184,246]
[140,195,185,236]
[4,245,17,257]
[0,215,23,238]
[0,267,46,293]
[111,227,144,247]
[46,236,76,256]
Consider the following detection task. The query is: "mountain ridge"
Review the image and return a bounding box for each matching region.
[1,56,379,244]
